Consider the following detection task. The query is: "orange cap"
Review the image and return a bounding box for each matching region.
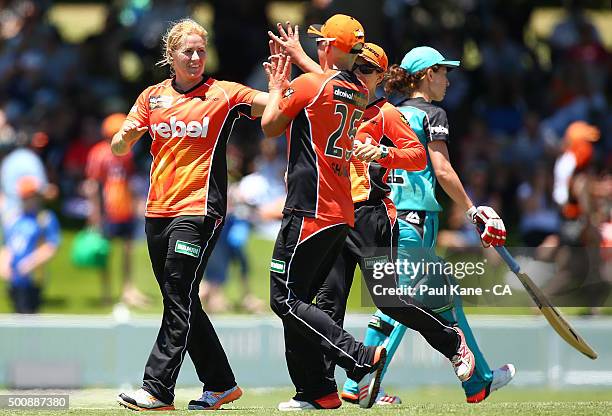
[101,113,126,140]
[564,120,600,144]
[16,176,41,199]
[564,121,600,169]
[307,14,365,54]
[359,43,388,71]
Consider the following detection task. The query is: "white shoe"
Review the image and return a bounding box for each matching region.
[491,363,516,392]
[278,399,316,411]
[466,363,516,403]
[117,388,174,411]
[375,389,401,405]
[450,327,475,382]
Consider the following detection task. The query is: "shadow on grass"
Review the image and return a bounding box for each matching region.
[43,296,68,308]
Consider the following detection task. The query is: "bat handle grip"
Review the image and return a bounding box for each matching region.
[475,223,521,274]
[494,246,521,274]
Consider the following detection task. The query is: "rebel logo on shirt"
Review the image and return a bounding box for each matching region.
[333,86,367,108]
[151,116,210,139]
[283,88,295,98]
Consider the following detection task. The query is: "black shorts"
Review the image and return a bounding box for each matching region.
[103,220,135,239]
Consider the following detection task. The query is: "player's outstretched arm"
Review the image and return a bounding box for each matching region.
[251,92,270,118]
[269,22,323,74]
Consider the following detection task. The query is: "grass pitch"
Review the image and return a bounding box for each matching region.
[0,387,610,416]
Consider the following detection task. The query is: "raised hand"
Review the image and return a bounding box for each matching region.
[268,21,303,59]
[111,119,148,155]
[263,53,291,92]
[268,21,322,74]
[121,120,148,143]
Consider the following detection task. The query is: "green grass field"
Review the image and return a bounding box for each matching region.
[0,387,610,415]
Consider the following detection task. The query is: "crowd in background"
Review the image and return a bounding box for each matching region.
[0,0,609,312]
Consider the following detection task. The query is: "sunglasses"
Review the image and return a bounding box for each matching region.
[354,64,383,74]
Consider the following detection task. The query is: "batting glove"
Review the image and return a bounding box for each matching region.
[466,206,506,247]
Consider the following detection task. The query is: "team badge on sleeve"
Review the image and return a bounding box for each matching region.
[430,125,449,135]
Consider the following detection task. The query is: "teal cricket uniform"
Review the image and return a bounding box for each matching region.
[344,97,492,398]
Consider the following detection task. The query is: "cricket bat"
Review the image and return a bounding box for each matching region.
[494,246,598,360]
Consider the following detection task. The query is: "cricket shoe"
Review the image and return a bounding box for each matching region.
[356,346,387,408]
[277,392,341,411]
[375,389,401,405]
[450,327,475,382]
[340,390,358,404]
[466,363,516,403]
[117,388,175,411]
[188,385,243,410]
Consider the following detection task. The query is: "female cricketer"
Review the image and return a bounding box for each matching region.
[113,18,269,411]
[342,46,515,405]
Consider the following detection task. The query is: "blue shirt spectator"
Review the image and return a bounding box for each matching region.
[1,176,60,313]
[5,209,60,288]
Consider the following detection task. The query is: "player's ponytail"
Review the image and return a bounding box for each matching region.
[158,18,209,74]
[384,64,440,97]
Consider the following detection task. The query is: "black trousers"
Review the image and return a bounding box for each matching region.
[316,201,460,396]
[8,285,41,313]
[142,215,236,404]
[269,214,375,401]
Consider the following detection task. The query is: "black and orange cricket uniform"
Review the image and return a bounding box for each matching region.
[126,76,259,404]
[127,76,258,219]
[315,97,461,396]
[280,70,368,227]
[269,69,383,401]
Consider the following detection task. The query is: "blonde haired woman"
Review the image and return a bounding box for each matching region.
[114,19,269,411]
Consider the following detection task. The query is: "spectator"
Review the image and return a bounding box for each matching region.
[84,113,149,307]
[549,0,602,63]
[200,207,265,314]
[516,165,560,247]
[0,176,60,313]
[0,128,56,228]
[547,121,606,313]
